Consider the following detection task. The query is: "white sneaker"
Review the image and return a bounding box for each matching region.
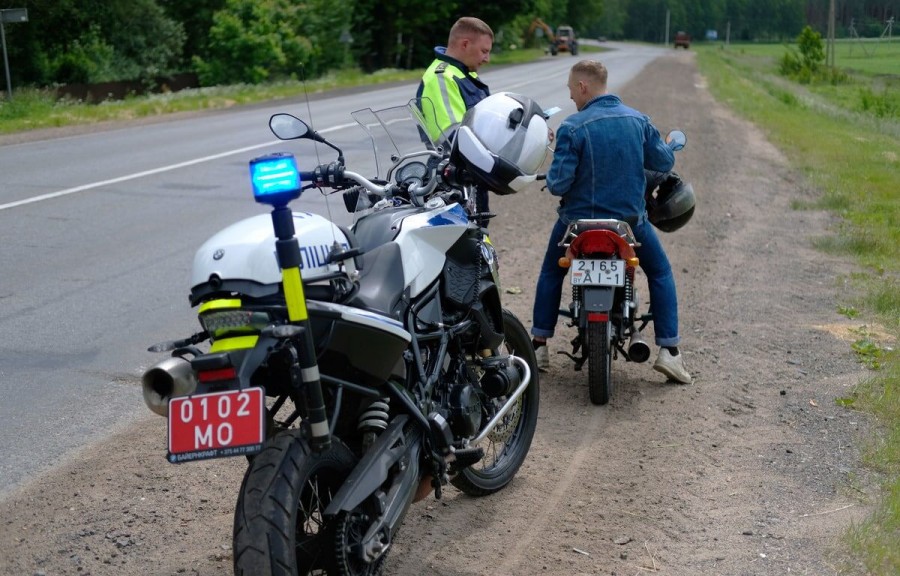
[534,345,550,372]
[653,349,692,384]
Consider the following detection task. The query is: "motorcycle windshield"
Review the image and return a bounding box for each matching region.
[350,98,439,181]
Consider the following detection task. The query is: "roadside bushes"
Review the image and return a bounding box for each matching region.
[779,26,825,83]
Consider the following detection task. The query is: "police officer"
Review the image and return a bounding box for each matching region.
[417,17,493,219]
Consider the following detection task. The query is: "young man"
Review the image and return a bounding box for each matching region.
[531,60,691,384]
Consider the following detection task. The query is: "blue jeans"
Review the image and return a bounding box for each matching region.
[531,217,681,347]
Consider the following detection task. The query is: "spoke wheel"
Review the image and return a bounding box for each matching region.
[333,510,387,576]
[233,430,357,576]
[587,320,613,405]
[452,309,540,496]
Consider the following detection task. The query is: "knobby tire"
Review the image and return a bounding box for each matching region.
[233,430,357,576]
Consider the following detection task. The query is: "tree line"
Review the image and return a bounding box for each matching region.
[1,0,896,92]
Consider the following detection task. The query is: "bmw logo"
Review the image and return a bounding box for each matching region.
[213,249,225,260]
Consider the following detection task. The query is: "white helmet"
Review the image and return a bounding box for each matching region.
[452,92,549,195]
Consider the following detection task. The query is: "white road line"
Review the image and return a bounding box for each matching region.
[0,122,357,212]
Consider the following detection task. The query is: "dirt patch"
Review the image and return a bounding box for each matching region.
[0,51,879,576]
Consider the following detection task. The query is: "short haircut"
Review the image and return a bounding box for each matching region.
[571,60,608,88]
[449,17,494,44]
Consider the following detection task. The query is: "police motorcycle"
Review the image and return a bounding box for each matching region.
[141,93,550,575]
[557,130,695,405]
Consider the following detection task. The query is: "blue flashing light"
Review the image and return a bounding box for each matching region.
[250,153,302,206]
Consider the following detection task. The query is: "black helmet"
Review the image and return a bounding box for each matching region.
[646,172,695,232]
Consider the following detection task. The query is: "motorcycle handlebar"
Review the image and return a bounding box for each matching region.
[305,162,439,201]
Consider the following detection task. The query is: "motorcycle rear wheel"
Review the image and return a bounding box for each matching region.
[587,320,613,405]
[451,308,540,496]
[233,430,365,576]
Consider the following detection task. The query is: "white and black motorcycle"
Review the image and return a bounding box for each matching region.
[142,93,550,575]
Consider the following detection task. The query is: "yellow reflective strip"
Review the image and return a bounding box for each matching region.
[435,74,458,125]
[281,267,308,322]
[199,298,242,314]
[210,335,258,353]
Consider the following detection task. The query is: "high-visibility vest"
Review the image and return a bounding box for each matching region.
[419,60,476,144]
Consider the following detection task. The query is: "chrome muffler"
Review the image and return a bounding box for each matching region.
[142,357,198,417]
[627,330,651,363]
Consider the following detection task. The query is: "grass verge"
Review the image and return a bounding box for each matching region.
[695,42,899,574]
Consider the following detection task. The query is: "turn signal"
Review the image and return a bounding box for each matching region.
[627,257,640,267]
[558,257,571,268]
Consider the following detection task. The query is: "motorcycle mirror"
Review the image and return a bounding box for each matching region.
[269,112,346,165]
[665,130,687,151]
[269,113,312,140]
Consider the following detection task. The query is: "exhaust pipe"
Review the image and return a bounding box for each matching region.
[142,357,198,417]
[627,331,651,363]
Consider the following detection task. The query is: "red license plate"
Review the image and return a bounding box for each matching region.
[167,387,265,463]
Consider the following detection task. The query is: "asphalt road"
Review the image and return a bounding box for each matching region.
[0,42,667,498]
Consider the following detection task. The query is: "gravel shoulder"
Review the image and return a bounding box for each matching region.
[0,51,877,576]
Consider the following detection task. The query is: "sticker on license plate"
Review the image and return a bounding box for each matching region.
[570,259,625,286]
[167,387,265,463]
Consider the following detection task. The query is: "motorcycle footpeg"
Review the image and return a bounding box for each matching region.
[449,447,484,472]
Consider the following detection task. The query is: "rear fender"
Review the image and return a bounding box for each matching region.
[581,287,615,316]
[567,229,635,260]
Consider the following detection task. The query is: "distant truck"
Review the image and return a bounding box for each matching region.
[527,19,580,56]
[551,25,579,56]
[674,31,691,49]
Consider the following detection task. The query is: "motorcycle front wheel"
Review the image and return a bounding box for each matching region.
[452,308,540,496]
[587,320,613,405]
[234,430,374,576]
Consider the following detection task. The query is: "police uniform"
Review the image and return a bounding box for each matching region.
[417,47,492,219]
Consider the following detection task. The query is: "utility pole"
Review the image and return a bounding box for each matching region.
[0,8,29,101]
[881,17,894,42]
[826,0,835,68]
[665,9,670,46]
[726,21,731,47]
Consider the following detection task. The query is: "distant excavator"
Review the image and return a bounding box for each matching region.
[527,18,579,56]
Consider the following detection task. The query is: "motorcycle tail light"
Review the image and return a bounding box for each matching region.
[198,366,238,383]
[199,307,272,341]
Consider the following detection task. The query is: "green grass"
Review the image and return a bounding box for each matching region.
[718,40,900,122]
[846,354,900,572]
[695,43,899,575]
[721,39,900,75]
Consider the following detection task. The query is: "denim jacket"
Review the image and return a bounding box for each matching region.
[546,94,674,224]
